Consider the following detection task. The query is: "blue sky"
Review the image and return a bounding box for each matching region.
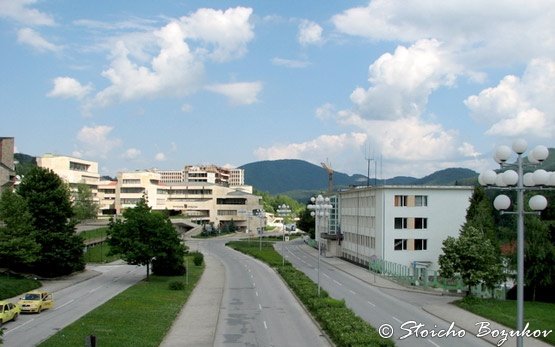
[1,1,554,179]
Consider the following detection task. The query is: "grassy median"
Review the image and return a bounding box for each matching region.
[227,240,394,347]
[38,253,204,347]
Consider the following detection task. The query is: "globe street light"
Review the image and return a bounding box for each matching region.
[307,195,333,296]
[479,139,550,347]
[277,204,292,266]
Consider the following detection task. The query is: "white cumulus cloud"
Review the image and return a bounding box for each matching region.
[47,77,92,99]
[155,152,166,161]
[350,39,461,120]
[298,20,323,46]
[0,0,55,26]
[17,27,60,52]
[465,58,555,138]
[331,0,555,66]
[76,125,122,158]
[122,148,141,160]
[180,7,254,62]
[254,132,367,173]
[205,81,262,105]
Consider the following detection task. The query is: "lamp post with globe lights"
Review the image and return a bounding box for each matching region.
[307,195,333,296]
[478,139,551,347]
[277,204,292,266]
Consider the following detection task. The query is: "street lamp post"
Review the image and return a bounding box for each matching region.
[479,139,550,347]
[277,204,292,266]
[307,195,333,296]
[257,209,265,251]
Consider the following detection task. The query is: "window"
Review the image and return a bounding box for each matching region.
[394,239,407,250]
[414,218,428,229]
[415,195,428,206]
[415,239,428,250]
[394,195,408,206]
[122,179,140,185]
[394,217,408,229]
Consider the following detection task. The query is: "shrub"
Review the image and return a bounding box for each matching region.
[191,251,204,266]
[168,281,185,291]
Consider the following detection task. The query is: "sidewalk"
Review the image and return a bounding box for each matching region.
[160,254,225,347]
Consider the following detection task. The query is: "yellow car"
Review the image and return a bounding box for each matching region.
[0,301,21,326]
[17,290,54,313]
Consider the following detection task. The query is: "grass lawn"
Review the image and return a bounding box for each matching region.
[84,243,119,264]
[80,227,109,242]
[0,273,41,300]
[455,297,555,345]
[38,253,204,347]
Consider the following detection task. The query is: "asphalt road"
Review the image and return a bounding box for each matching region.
[200,239,331,347]
[2,263,145,347]
[281,240,492,347]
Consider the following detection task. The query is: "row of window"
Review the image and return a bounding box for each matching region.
[394,217,428,229]
[394,195,428,207]
[394,238,428,251]
[344,233,376,249]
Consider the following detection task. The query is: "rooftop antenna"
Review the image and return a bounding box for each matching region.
[321,159,333,193]
[364,146,377,187]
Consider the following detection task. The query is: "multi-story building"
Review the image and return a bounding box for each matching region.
[229,168,245,186]
[97,180,117,215]
[157,165,245,186]
[37,154,100,201]
[115,170,167,213]
[0,137,16,192]
[114,169,262,231]
[336,185,473,275]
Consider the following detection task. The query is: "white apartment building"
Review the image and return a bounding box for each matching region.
[115,171,167,213]
[112,169,262,230]
[229,168,245,186]
[37,154,100,201]
[157,165,245,186]
[337,185,473,274]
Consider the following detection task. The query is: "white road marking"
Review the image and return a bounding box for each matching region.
[333,280,342,286]
[263,321,268,329]
[255,291,259,297]
[349,290,356,295]
[54,299,75,310]
[259,304,262,310]
[89,285,103,293]
[427,338,441,347]
[392,316,403,324]
[367,301,376,307]
[5,318,34,334]
[322,273,330,279]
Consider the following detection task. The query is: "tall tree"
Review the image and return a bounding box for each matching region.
[524,215,555,301]
[439,225,504,296]
[108,198,186,280]
[0,189,40,271]
[17,167,85,277]
[72,183,99,222]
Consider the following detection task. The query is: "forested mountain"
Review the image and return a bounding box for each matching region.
[240,159,479,198]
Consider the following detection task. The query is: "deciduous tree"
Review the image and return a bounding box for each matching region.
[108,198,186,280]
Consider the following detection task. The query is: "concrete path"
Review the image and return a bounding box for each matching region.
[159,254,225,347]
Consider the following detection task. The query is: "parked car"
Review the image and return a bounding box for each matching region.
[17,290,54,313]
[0,301,21,325]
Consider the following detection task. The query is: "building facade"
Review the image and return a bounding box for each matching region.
[0,137,16,192]
[37,154,100,202]
[157,165,245,186]
[338,185,473,273]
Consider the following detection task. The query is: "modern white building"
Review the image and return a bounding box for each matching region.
[37,154,100,202]
[157,165,245,186]
[336,185,473,275]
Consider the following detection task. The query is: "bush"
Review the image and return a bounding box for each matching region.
[191,251,204,266]
[168,281,185,291]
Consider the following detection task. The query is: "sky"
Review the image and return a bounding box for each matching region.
[1,0,554,180]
